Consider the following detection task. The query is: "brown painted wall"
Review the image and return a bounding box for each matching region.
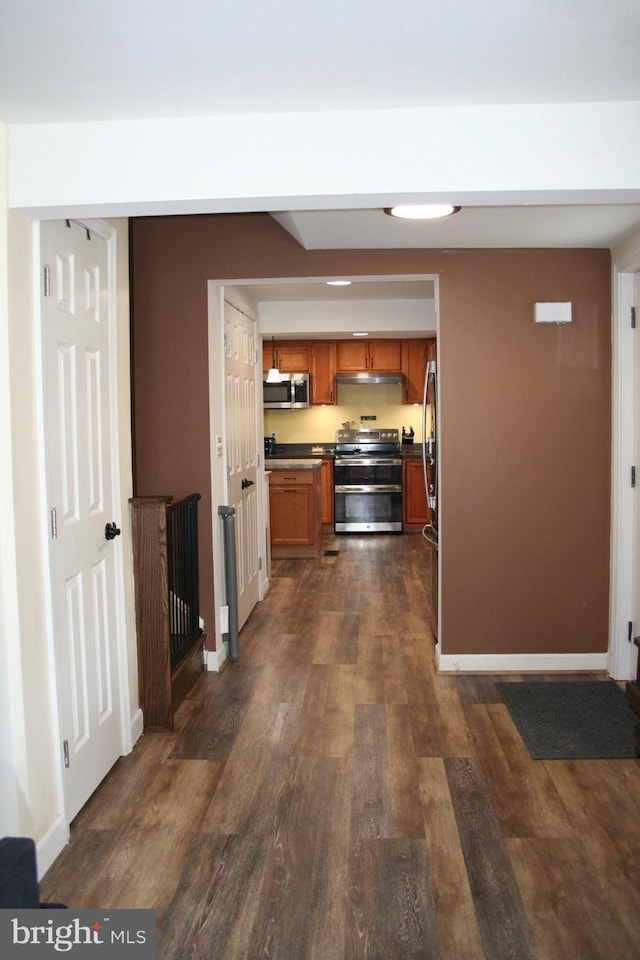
[439,249,611,654]
[130,214,611,657]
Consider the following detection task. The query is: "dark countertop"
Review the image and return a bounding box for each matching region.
[266,443,335,460]
[266,458,322,470]
[265,442,425,461]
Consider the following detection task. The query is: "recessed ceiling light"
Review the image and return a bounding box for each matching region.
[352,331,369,337]
[384,204,460,220]
[326,279,352,286]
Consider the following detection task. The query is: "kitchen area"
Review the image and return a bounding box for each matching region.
[261,332,439,635]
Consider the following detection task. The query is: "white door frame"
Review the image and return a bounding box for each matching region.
[207,283,267,671]
[609,234,640,680]
[38,218,133,838]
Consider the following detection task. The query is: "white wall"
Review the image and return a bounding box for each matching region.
[0,123,21,834]
[259,298,436,336]
[0,124,62,854]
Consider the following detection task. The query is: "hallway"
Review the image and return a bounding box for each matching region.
[41,534,640,959]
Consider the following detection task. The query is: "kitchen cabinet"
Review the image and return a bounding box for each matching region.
[320,458,334,524]
[403,458,430,528]
[311,340,336,404]
[269,464,322,557]
[263,341,311,374]
[336,339,401,373]
[401,338,435,405]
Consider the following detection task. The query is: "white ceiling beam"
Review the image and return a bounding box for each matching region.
[9,102,640,219]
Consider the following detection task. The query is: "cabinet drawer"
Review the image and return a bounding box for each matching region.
[269,469,316,486]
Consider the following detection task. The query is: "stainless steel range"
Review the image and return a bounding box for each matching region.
[334,428,402,533]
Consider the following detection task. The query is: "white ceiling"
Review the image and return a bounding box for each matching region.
[232,277,436,305]
[2,1,639,123]
[271,206,640,251]
[2,0,640,251]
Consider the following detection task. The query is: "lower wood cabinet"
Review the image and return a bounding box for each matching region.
[269,466,323,557]
[403,458,430,528]
[320,458,334,524]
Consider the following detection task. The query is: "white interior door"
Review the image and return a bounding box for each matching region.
[224,302,260,629]
[42,219,123,821]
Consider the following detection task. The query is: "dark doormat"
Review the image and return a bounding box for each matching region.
[496,680,638,759]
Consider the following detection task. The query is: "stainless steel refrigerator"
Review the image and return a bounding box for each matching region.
[422,357,439,641]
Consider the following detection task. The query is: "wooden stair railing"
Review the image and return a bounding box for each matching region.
[130,495,206,730]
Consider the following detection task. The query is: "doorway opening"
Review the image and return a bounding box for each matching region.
[207,273,440,669]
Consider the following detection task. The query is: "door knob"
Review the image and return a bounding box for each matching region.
[105,522,121,540]
[241,478,255,490]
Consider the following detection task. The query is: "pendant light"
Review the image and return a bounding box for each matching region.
[266,337,281,383]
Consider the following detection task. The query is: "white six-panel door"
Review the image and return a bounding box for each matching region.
[224,302,260,630]
[42,220,122,821]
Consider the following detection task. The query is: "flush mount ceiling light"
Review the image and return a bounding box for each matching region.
[384,204,460,220]
[326,279,352,286]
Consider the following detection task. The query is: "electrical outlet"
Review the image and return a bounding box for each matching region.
[220,605,229,633]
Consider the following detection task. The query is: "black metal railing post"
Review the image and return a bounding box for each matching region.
[218,505,239,661]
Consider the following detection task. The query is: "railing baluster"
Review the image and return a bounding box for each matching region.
[167,493,202,668]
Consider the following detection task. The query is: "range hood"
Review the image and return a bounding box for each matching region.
[335,372,403,385]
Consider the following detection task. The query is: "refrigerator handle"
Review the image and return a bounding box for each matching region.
[423,360,437,511]
[422,362,429,497]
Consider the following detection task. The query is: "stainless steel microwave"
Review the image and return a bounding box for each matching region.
[263,372,311,409]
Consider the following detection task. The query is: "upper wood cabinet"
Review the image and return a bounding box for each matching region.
[401,339,435,405]
[261,338,435,405]
[311,341,336,405]
[263,341,311,374]
[336,339,402,373]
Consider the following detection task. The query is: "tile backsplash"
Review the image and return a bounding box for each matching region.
[263,382,428,442]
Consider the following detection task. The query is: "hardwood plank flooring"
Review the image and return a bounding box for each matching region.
[39,533,640,959]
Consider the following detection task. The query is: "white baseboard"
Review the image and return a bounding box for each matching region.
[436,651,609,674]
[130,707,144,747]
[205,645,228,672]
[36,813,69,880]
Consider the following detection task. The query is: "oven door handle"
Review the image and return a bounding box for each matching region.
[335,458,401,466]
[334,484,402,493]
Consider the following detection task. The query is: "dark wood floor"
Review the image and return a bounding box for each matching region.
[41,533,640,959]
